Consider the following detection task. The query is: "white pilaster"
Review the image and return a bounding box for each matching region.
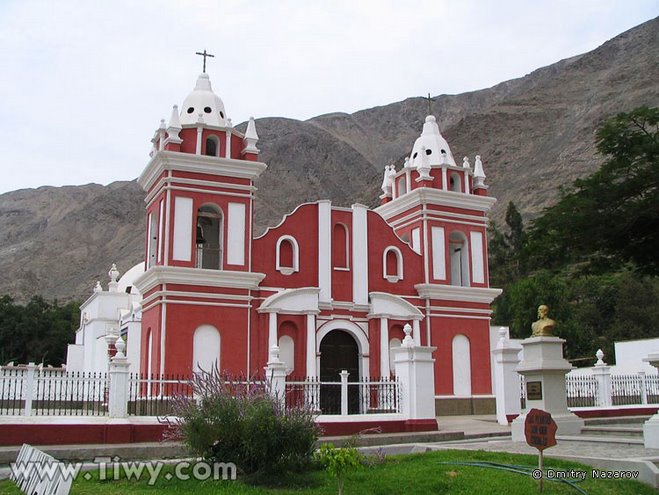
[268,312,277,351]
[195,126,203,154]
[306,313,317,378]
[412,320,421,346]
[318,201,332,304]
[352,204,369,306]
[380,318,389,378]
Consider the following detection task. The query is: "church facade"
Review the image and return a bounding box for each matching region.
[70,71,502,413]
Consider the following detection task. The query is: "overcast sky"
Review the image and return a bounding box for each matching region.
[0,1,656,194]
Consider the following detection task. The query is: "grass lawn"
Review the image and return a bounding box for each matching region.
[0,449,654,494]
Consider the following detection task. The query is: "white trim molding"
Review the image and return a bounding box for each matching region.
[134,266,265,294]
[138,150,267,192]
[368,292,423,320]
[414,284,502,304]
[375,187,497,221]
[258,287,320,315]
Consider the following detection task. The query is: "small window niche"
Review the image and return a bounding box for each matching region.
[383,246,404,283]
[276,235,299,275]
[449,172,462,192]
[205,135,219,157]
[332,223,350,270]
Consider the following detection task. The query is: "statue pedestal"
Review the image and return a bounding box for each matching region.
[511,336,583,441]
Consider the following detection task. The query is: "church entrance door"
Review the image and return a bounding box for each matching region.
[319,330,359,414]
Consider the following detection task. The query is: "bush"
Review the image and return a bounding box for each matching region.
[168,369,320,476]
[316,443,363,495]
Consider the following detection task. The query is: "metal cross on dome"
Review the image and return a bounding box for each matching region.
[195,49,215,73]
[426,93,435,115]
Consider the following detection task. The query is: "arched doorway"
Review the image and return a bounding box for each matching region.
[319,330,359,414]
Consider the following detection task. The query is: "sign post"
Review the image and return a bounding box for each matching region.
[524,408,557,492]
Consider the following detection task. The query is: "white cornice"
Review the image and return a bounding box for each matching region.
[138,151,267,192]
[133,266,265,294]
[181,123,245,139]
[415,284,502,304]
[375,188,497,221]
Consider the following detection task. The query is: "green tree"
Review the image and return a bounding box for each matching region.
[525,106,659,273]
[488,201,526,287]
[0,296,79,366]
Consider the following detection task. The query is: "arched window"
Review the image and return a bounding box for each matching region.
[449,231,469,287]
[196,204,223,270]
[452,334,471,396]
[276,235,299,275]
[449,172,462,192]
[278,335,295,375]
[332,223,349,269]
[205,135,219,157]
[193,324,221,373]
[382,246,404,283]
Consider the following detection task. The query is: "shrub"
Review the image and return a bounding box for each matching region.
[316,443,363,495]
[168,368,320,476]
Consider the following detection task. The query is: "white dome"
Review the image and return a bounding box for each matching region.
[410,116,457,168]
[179,74,227,127]
[117,262,145,295]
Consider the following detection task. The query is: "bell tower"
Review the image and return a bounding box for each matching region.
[375,114,501,409]
[134,65,266,377]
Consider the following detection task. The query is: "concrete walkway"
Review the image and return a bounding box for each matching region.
[3,415,659,486]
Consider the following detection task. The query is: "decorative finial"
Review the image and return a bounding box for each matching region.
[93,281,102,293]
[403,157,411,169]
[108,264,119,283]
[114,335,126,359]
[195,49,215,73]
[595,349,606,367]
[463,156,471,169]
[416,146,432,180]
[402,323,415,347]
[159,119,166,130]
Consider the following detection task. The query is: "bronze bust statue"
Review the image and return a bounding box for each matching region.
[531,304,555,337]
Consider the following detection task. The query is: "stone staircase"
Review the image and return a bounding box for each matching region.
[562,416,650,444]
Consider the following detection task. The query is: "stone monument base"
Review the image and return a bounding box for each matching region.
[643,415,659,448]
[512,411,584,441]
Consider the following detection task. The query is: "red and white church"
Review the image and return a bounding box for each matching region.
[68,70,501,414]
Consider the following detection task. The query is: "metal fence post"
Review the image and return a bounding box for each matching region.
[340,370,349,416]
[23,362,37,416]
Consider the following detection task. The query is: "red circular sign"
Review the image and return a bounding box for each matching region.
[524,408,557,451]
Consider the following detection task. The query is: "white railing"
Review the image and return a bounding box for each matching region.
[0,364,108,416]
[285,375,400,415]
[519,372,659,409]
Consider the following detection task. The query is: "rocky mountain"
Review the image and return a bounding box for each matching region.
[1,17,657,303]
